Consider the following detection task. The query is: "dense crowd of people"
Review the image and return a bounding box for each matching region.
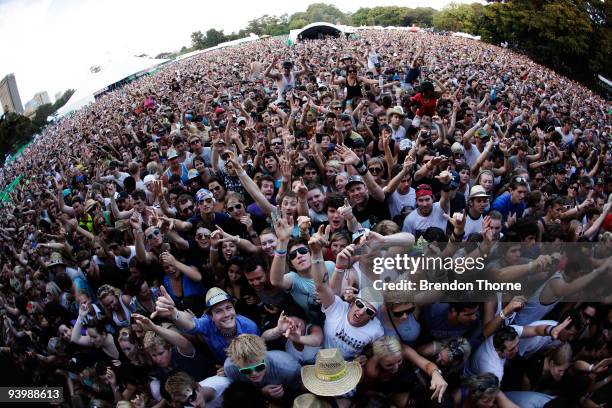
[0,29,611,408]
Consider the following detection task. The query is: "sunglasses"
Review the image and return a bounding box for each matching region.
[271,141,283,146]
[227,203,243,212]
[210,185,223,191]
[513,176,527,184]
[391,306,415,318]
[535,177,545,182]
[146,229,161,240]
[288,246,309,261]
[347,70,356,73]
[238,360,266,376]
[196,233,211,240]
[355,299,376,317]
[189,139,201,145]
[186,388,198,404]
[181,205,195,214]
[369,167,383,174]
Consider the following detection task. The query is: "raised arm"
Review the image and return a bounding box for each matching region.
[335,144,385,202]
[269,210,294,290]
[228,153,275,216]
[309,225,335,309]
[132,314,193,356]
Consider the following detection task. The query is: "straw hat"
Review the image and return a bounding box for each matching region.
[301,349,362,397]
[293,393,332,408]
[84,199,98,213]
[205,287,234,311]
[386,106,405,120]
[48,252,66,268]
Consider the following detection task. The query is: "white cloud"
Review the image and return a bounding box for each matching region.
[0,0,484,103]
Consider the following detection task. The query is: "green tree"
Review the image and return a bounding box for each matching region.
[204,28,227,47]
[0,112,36,163]
[191,31,206,50]
[433,3,482,33]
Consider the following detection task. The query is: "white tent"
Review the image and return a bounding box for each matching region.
[56,56,169,117]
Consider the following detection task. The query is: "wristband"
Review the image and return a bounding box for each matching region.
[499,309,507,320]
[545,325,553,336]
[274,249,287,257]
[452,230,464,240]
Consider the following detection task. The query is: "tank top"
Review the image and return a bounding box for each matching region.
[513,271,562,325]
[164,163,189,185]
[346,78,363,100]
[384,308,421,345]
[277,72,296,102]
[112,295,132,328]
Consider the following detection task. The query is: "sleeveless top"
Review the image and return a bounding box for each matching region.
[163,274,206,303]
[346,78,363,100]
[383,309,421,345]
[277,72,296,102]
[112,295,132,328]
[164,163,189,185]
[513,271,562,325]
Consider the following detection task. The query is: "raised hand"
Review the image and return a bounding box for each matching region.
[338,198,353,220]
[273,205,294,242]
[131,313,156,331]
[308,225,329,255]
[78,301,90,319]
[551,317,572,340]
[335,144,360,166]
[151,286,176,319]
[335,244,356,270]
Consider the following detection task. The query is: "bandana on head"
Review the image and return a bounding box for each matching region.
[415,184,433,198]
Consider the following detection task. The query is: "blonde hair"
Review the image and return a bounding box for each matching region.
[372,335,402,358]
[374,220,400,236]
[45,281,62,298]
[96,284,121,301]
[226,334,267,366]
[165,371,197,403]
[146,161,163,177]
[143,330,169,351]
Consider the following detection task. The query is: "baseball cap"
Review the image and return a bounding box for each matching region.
[167,148,179,160]
[237,116,247,125]
[143,174,158,185]
[116,191,129,201]
[108,160,119,168]
[554,164,566,174]
[469,185,489,199]
[195,189,214,204]
[187,169,200,181]
[345,175,366,189]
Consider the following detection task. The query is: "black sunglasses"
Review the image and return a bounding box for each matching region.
[186,388,198,404]
[182,205,195,214]
[227,203,243,212]
[146,229,161,240]
[190,139,201,145]
[391,306,415,318]
[196,233,211,240]
[369,167,383,174]
[288,246,309,261]
[355,299,376,317]
[271,141,283,146]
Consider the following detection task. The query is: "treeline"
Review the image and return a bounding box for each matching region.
[0,89,74,163]
[177,1,610,89]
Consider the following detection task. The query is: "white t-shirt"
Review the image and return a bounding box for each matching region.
[322,296,384,360]
[463,213,484,239]
[115,246,137,270]
[466,325,524,381]
[518,320,560,359]
[388,188,416,218]
[464,143,481,169]
[402,202,448,235]
[182,376,230,408]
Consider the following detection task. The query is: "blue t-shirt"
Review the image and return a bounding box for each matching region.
[491,192,526,221]
[224,350,301,392]
[162,274,205,303]
[187,314,259,363]
[287,261,335,324]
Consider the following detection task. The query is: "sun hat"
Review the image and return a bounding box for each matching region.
[293,393,332,408]
[301,348,362,397]
[48,252,66,268]
[469,185,490,199]
[167,148,179,160]
[386,106,405,120]
[84,199,98,213]
[451,142,465,155]
[205,287,234,311]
